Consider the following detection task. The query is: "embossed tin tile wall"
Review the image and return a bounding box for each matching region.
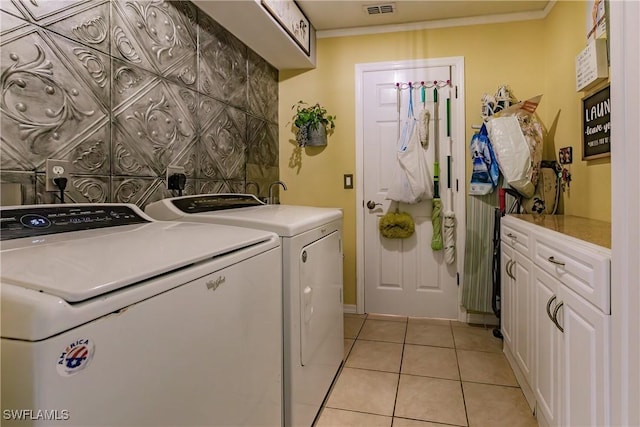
[0,0,279,207]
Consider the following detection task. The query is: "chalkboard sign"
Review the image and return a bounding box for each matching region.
[582,84,610,160]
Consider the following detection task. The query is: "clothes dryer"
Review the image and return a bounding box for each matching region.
[146,194,344,427]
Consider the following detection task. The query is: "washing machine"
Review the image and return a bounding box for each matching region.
[145,194,344,427]
[0,203,283,427]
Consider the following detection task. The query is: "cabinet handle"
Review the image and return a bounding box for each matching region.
[509,260,516,279]
[507,233,517,239]
[546,295,557,323]
[552,301,564,333]
[547,256,566,267]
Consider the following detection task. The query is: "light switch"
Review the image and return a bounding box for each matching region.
[343,174,353,189]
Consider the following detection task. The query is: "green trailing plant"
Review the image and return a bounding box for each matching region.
[291,101,336,146]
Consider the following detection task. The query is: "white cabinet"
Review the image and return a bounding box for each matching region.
[501,215,611,427]
[501,218,535,407]
[532,227,611,427]
[193,1,316,70]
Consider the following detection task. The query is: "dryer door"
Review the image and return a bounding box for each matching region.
[299,231,343,367]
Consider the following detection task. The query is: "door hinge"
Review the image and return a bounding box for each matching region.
[456,272,460,286]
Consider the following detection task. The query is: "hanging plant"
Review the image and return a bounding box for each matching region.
[291,101,336,147]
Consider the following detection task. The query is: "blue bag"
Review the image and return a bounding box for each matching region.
[469,124,500,195]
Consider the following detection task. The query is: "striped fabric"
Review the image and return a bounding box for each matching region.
[462,191,498,313]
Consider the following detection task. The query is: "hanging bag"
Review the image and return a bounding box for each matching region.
[386,85,433,204]
[469,124,500,195]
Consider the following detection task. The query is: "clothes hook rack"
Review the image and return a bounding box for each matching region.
[395,80,451,91]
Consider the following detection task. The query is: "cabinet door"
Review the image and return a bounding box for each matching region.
[501,244,515,350]
[513,251,533,383]
[533,266,560,427]
[557,284,610,427]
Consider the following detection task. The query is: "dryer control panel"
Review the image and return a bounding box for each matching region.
[0,205,149,240]
[171,194,264,213]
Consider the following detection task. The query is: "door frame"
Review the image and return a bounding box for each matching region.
[355,57,466,316]
[610,1,640,424]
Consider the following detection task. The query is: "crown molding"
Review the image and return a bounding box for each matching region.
[317,1,556,39]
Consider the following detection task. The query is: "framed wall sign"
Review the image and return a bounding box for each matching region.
[261,0,311,56]
[582,84,611,160]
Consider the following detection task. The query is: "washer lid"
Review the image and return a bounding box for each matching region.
[0,221,275,303]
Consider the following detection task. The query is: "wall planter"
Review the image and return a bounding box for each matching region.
[305,125,327,146]
[291,101,335,147]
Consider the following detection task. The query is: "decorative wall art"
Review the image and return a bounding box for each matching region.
[0,0,279,207]
[582,84,610,160]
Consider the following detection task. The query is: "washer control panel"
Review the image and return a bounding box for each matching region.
[0,205,149,240]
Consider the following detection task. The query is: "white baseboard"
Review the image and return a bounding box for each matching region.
[343,304,357,314]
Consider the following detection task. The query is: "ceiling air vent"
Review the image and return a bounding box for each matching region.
[364,3,395,15]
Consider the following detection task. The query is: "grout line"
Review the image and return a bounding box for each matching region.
[348,339,406,347]
[319,407,393,420]
[403,341,456,349]
[452,321,471,427]
[390,317,409,419]
[460,379,522,389]
[393,415,467,426]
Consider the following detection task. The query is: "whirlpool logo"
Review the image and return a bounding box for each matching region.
[206,276,225,291]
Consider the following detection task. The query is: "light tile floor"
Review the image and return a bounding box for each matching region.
[315,313,537,427]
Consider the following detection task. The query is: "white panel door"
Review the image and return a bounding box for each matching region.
[362,65,459,318]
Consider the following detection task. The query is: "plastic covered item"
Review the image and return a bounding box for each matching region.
[386,117,433,204]
[486,95,544,198]
[469,124,500,195]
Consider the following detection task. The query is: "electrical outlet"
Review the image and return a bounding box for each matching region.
[45,159,71,192]
[166,165,185,189]
[559,147,573,164]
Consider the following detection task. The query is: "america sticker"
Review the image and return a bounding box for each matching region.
[56,338,95,377]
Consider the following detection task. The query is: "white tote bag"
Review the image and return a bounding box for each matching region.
[386,117,433,204]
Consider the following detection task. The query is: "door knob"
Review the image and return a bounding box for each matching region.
[366,200,382,209]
